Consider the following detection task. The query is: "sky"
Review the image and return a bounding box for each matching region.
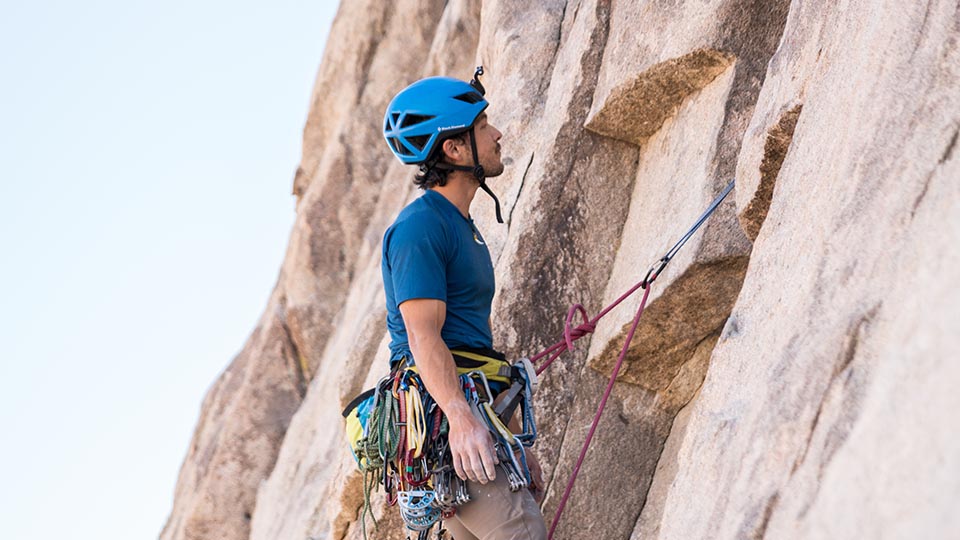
[0,1,339,538]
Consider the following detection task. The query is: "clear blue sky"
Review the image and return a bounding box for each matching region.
[0,2,338,539]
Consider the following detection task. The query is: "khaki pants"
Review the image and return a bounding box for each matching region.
[442,471,547,540]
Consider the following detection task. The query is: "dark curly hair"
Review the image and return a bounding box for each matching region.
[413,132,469,190]
[413,165,449,190]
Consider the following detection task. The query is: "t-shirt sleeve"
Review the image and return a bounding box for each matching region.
[386,215,449,305]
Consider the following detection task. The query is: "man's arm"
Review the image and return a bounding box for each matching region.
[400,298,498,484]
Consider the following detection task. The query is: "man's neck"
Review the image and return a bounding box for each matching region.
[431,172,479,218]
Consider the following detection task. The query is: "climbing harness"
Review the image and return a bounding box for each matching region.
[525,179,736,539]
[343,349,537,539]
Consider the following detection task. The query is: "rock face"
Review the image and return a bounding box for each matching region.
[162,1,960,539]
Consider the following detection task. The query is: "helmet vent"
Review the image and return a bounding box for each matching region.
[400,114,435,128]
[390,113,401,126]
[453,92,483,104]
[388,137,413,157]
[407,135,431,151]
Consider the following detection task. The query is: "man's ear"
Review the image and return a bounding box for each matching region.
[441,138,463,163]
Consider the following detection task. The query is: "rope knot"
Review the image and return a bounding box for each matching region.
[568,322,596,340]
[563,304,594,352]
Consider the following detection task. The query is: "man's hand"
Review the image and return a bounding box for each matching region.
[399,298,498,484]
[446,403,499,484]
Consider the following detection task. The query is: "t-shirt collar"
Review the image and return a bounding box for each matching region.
[424,189,472,223]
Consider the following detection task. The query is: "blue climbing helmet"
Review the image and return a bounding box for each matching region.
[383,69,488,165]
[383,67,504,223]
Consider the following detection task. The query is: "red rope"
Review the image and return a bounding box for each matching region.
[529,272,659,540]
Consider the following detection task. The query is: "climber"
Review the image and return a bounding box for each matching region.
[380,67,547,539]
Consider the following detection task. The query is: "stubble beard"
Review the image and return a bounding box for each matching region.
[484,144,505,177]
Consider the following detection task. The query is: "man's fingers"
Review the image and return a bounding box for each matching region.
[468,450,487,484]
[453,453,467,481]
[456,449,496,484]
[479,444,498,483]
[449,416,499,484]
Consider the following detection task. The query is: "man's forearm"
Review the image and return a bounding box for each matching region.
[400,298,498,483]
[409,331,473,422]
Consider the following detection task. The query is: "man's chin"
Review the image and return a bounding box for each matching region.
[485,162,506,177]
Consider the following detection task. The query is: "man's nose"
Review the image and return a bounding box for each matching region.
[492,126,502,141]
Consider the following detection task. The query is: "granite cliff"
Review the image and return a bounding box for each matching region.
[162,1,960,538]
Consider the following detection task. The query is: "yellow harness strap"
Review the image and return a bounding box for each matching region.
[404,349,513,386]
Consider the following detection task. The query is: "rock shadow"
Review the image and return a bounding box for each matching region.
[740,103,803,241]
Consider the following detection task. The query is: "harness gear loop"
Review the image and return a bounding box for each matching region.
[461,369,536,491]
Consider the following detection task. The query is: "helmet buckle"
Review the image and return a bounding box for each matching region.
[470,66,486,96]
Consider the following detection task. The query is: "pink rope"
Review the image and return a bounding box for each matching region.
[546,275,656,539]
[531,278,648,374]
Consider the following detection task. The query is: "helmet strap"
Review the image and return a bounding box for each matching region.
[478,181,504,224]
[432,126,504,224]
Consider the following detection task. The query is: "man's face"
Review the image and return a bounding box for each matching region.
[472,113,504,177]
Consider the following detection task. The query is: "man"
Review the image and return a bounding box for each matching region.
[381,70,547,539]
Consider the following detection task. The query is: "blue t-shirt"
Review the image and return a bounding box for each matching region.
[381,189,496,364]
